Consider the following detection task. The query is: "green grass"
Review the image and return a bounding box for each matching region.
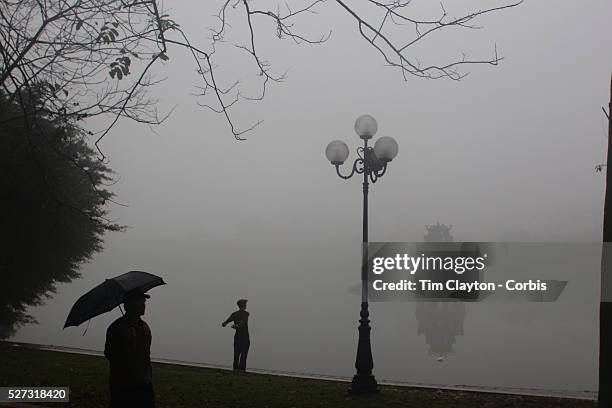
[0,341,595,408]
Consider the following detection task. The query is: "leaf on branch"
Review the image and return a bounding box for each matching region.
[158,52,169,61]
[76,20,84,31]
[108,56,131,80]
[97,24,120,44]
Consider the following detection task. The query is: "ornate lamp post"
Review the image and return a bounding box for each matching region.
[325,114,399,393]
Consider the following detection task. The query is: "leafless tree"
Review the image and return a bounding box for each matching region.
[599,73,612,408]
[1,0,522,159]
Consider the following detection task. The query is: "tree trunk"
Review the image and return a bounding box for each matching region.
[599,73,612,408]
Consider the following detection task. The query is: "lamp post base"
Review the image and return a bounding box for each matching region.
[349,302,378,395]
[348,374,379,394]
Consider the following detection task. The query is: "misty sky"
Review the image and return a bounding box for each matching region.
[11,0,612,393]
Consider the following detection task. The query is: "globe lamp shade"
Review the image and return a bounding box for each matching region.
[354,114,378,139]
[325,140,350,164]
[373,136,398,162]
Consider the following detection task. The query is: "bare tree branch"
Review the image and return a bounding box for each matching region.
[1,0,522,158]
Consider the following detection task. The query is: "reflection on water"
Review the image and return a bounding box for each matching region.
[417,222,466,358]
[416,302,466,357]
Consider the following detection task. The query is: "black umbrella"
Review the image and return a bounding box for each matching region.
[64,271,165,328]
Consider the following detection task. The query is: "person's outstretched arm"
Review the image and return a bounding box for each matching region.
[221,313,235,327]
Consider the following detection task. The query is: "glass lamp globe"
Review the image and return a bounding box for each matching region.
[354,114,378,140]
[325,140,349,164]
[373,136,398,162]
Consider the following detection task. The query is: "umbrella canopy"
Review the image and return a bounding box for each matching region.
[64,271,165,328]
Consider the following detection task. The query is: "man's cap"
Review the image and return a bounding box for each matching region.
[237,298,248,306]
[123,288,150,302]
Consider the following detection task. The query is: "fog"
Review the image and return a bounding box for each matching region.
[11,0,611,395]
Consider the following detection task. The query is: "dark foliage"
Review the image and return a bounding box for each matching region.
[0,86,121,338]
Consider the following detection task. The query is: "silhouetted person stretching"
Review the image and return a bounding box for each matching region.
[104,289,154,407]
[222,299,250,371]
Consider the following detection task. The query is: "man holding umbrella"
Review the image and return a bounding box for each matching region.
[64,271,164,407]
[104,288,155,407]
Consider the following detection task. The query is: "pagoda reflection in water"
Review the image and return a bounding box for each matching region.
[415,222,466,358]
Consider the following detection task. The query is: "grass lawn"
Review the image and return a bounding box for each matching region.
[0,341,595,408]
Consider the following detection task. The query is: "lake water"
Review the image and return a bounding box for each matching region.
[12,240,599,399]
